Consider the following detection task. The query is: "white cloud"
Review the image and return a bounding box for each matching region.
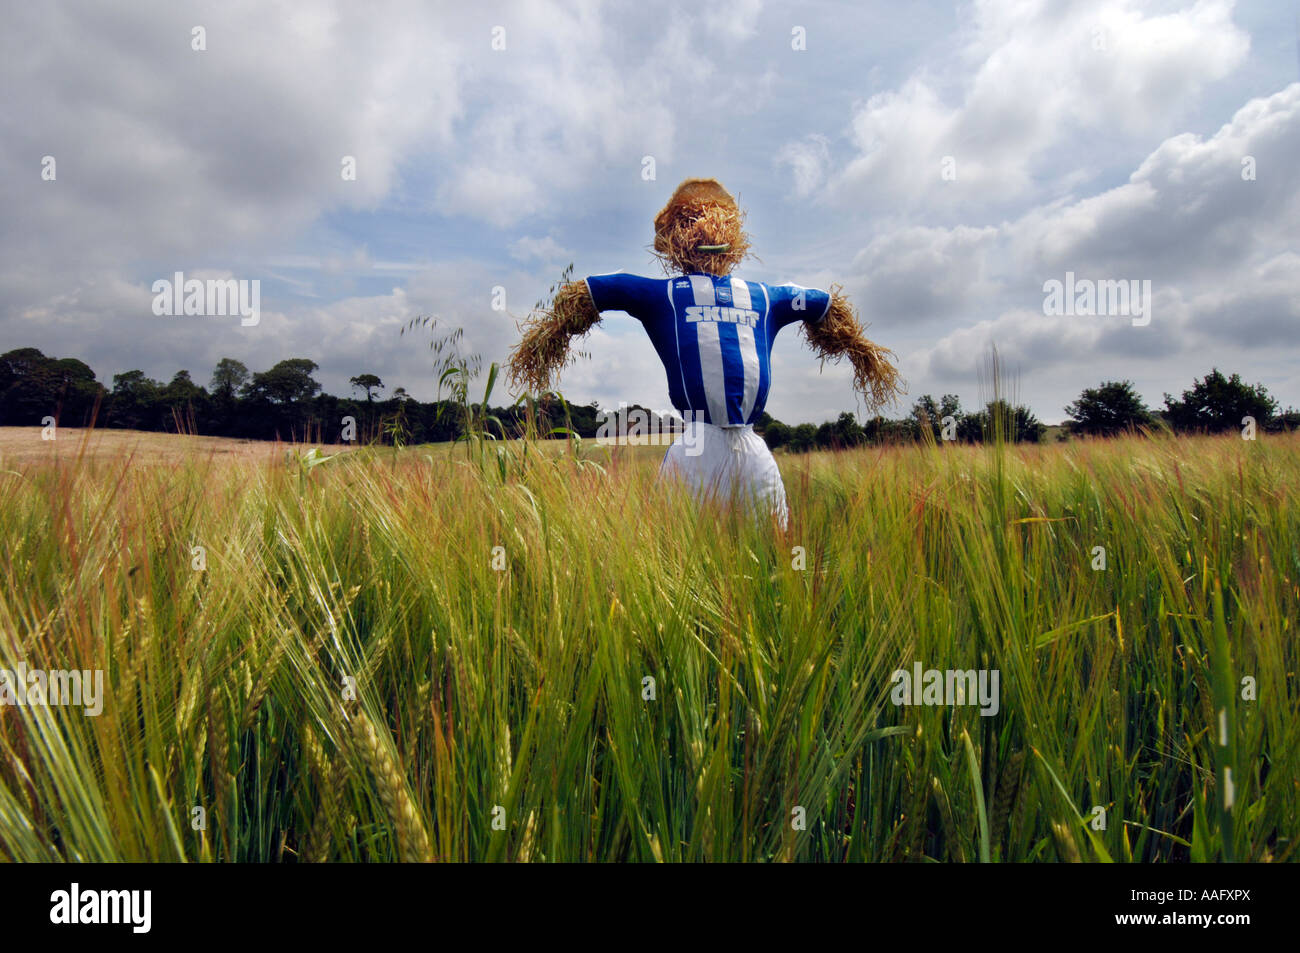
[439,167,545,227]
[845,224,1001,324]
[776,135,831,197]
[820,0,1250,211]
[702,0,765,46]
[509,235,574,264]
[904,82,1300,414]
[0,1,465,269]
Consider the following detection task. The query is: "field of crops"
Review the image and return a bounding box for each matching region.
[0,426,1296,862]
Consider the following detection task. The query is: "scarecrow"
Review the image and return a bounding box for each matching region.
[506,177,902,528]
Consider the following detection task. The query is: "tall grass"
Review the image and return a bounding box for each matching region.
[0,426,1296,861]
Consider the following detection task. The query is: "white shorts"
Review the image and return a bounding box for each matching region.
[658,421,789,529]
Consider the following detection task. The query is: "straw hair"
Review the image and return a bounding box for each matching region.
[652,177,751,276]
[802,285,905,413]
[506,280,602,395]
[655,178,737,221]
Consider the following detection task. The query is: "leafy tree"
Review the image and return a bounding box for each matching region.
[160,370,208,431]
[761,419,791,450]
[50,358,103,423]
[247,358,321,406]
[49,357,95,386]
[827,411,865,447]
[0,348,49,423]
[1270,408,1300,433]
[164,370,203,403]
[1064,380,1152,437]
[204,358,249,434]
[0,348,103,425]
[1162,369,1277,433]
[0,347,48,382]
[108,370,164,429]
[350,373,384,403]
[787,423,818,453]
[911,393,963,441]
[968,399,1045,443]
[210,358,250,400]
[871,416,916,444]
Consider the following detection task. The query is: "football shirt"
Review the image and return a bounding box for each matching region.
[584,272,831,426]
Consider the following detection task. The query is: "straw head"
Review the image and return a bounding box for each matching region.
[652,177,751,276]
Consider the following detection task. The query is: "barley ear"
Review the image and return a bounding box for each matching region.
[351,710,433,862]
[990,748,1025,850]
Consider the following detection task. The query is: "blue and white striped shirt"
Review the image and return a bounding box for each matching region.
[584,272,831,426]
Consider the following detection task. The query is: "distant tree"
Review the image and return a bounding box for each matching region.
[761,419,791,450]
[160,370,207,430]
[204,359,249,435]
[826,411,865,448]
[49,357,95,385]
[247,358,321,406]
[787,423,818,453]
[49,358,102,424]
[968,399,1045,443]
[1064,380,1152,437]
[873,416,916,444]
[911,393,963,441]
[111,370,160,397]
[0,348,102,425]
[210,358,250,400]
[108,370,164,429]
[0,348,47,424]
[956,413,983,443]
[350,373,384,403]
[1162,369,1277,433]
[164,369,203,402]
[0,347,48,382]
[1270,408,1300,433]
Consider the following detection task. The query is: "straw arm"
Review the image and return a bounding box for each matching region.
[506,280,604,395]
[801,284,906,414]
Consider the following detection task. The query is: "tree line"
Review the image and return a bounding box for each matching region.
[1,346,1294,450]
[762,373,1294,451]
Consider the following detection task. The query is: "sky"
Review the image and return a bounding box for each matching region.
[2,0,1298,425]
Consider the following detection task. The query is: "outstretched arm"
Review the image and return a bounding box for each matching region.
[802,284,904,414]
[506,280,602,396]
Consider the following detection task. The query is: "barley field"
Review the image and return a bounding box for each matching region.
[0,425,1296,862]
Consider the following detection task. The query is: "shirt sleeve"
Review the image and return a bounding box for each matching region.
[767,283,832,332]
[583,273,664,322]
